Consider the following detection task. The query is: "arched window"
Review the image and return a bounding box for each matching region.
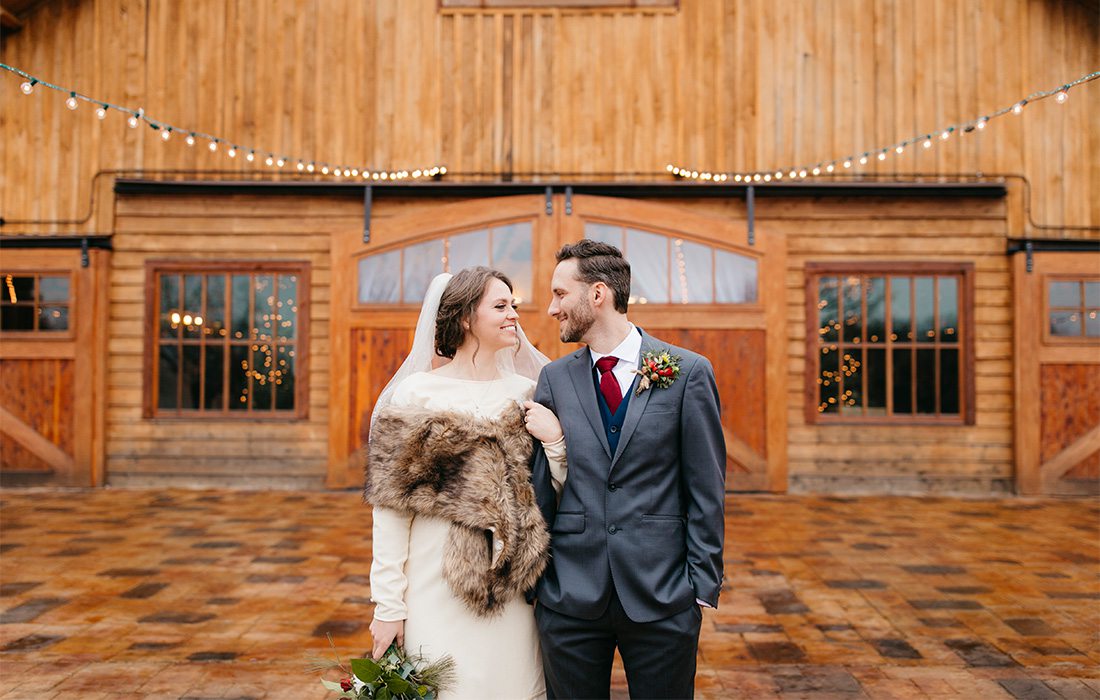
[357,222,533,305]
[585,223,758,304]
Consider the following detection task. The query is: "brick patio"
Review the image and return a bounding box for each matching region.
[0,489,1097,699]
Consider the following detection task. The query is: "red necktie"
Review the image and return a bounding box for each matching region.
[595,356,622,414]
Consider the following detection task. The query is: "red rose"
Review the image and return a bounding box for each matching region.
[647,359,658,371]
[658,368,674,377]
[340,678,354,692]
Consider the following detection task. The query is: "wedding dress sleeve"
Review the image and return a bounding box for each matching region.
[542,436,568,497]
[368,375,422,622]
[369,506,413,621]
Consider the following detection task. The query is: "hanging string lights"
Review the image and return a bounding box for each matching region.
[2,62,447,182]
[667,70,1098,183]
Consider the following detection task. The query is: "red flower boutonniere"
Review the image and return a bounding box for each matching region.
[633,350,682,395]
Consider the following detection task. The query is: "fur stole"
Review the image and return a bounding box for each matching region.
[365,404,549,617]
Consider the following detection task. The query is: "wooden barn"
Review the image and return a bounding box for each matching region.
[1,0,1097,496]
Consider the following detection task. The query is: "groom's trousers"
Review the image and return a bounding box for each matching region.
[535,589,702,700]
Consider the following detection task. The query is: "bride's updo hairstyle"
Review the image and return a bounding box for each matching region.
[434,266,514,359]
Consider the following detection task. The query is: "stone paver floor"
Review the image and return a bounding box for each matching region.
[0,489,1098,699]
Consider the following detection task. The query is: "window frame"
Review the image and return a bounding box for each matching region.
[142,260,311,421]
[582,217,763,309]
[353,218,538,310]
[804,261,976,426]
[0,270,75,339]
[1041,274,1100,346]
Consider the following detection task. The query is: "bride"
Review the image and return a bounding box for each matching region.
[365,267,566,700]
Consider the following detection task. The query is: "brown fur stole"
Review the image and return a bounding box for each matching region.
[365,405,549,617]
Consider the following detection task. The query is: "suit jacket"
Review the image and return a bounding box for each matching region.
[530,328,726,623]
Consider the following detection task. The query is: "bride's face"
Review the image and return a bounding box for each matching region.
[466,278,520,353]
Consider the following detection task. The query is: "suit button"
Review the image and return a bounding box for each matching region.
[607,525,618,534]
[608,483,618,492]
[609,425,619,433]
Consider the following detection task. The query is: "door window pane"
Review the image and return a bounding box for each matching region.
[39,277,69,302]
[842,277,862,343]
[818,346,839,415]
[1,273,72,333]
[402,240,446,303]
[1049,281,1081,307]
[915,277,935,342]
[866,278,886,343]
[715,250,758,303]
[626,228,669,304]
[492,224,533,304]
[674,239,713,303]
[448,228,489,273]
[585,223,622,248]
[818,277,839,343]
[358,249,401,304]
[1050,311,1081,336]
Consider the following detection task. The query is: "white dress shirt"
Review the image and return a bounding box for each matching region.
[588,323,641,397]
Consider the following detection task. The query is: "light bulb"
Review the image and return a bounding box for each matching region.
[170,311,181,325]
[826,164,834,173]
[976,118,987,130]
[843,160,851,168]
[182,314,193,325]
[789,170,797,178]
[412,169,421,178]
[296,161,305,171]
[439,167,447,175]
[185,134,195,146]
[734,174,742,182]
[362,171,371,179]
[895,145,904,154]
[208,141,218,152]
[1013,100,1025,114]
[1055,90,1068,104]
[753,173,762,182]
[343,168,351,176]
[307,163,315,173]
[246,151,255,162]
[859,155,868,165]
[227,147,236,158]
[380,172,389,180]
[775,171,783,180]
[321,166,330,174]
[666,164,674,172]
[277,158,286,167]
[763,174,772,182]
[65,94,78,110]
[923,138,932,149]
[351,168,359,177]
[811,167,821,175]
[128,114,140,128]
[940,130,950,140]
[877,151,887,161]
[160,128,171,141]
[20,80,34,95]
[798,169,807,178]
[265,156,274,166]
[96,105,107,119]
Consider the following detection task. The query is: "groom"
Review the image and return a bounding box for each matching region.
[526,239,726,700]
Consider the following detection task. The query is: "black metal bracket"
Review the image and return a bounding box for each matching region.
[544,186,553,215]
[80,237,90,267]
[1025,240,1034,273]
[363,185,373,243]
[565,186,573,215]
[746,185,755,246]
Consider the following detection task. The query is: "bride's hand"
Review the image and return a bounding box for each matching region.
[522,401,564,444]
[369,618,405,659]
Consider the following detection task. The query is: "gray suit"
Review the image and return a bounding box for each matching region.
[531,328,726,699]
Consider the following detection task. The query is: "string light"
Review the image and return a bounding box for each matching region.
[667,70,1098,182]
[1,62,447,182]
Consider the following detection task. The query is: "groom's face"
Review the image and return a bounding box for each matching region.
[549,259,597,344]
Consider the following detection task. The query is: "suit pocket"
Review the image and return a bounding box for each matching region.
[641,513,686,524]
[551,512,586,534]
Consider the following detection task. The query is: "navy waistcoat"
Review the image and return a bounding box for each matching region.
[593,369,635,456]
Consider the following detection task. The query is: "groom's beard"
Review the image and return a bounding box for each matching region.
[558,297,596,343]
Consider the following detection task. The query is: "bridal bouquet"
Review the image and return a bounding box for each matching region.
[311,639,456,700]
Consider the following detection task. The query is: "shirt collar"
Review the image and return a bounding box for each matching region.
[589,323,640,367]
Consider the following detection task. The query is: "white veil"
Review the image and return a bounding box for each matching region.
[368,272,550,435]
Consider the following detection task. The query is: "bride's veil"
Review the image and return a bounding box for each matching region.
[368,271,550,436]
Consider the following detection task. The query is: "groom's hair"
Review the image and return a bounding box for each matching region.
[556,239,631,313]
[435,266,513,359]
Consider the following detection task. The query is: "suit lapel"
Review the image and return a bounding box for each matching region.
[610,330,659,470]
[566,349,612,460]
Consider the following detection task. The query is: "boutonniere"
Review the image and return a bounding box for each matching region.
[633,350,682,395]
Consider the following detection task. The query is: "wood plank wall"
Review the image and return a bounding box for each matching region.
[2,0,1097,234]
[106,194,349,487]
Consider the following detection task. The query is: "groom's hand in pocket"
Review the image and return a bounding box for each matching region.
[369,618,404,658]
